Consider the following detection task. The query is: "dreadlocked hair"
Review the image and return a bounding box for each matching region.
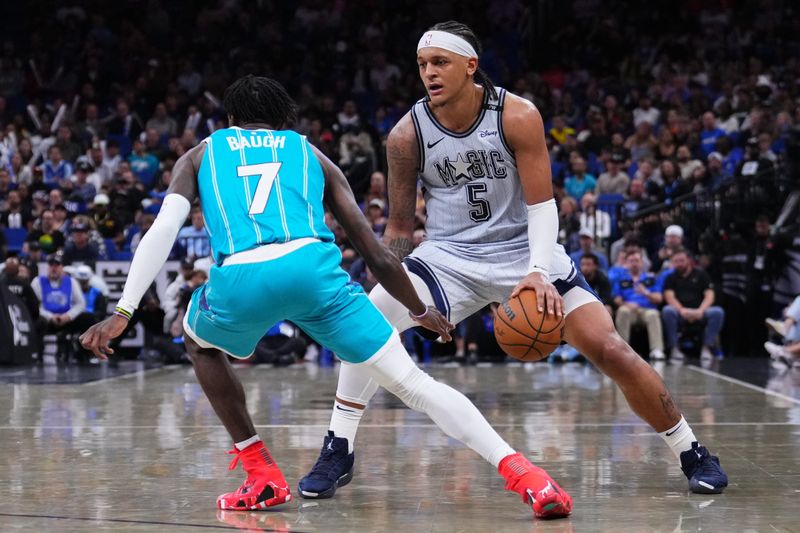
[429,21,497,100]
[222,75,298,128]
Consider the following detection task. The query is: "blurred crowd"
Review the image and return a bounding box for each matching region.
[0,0,799,365]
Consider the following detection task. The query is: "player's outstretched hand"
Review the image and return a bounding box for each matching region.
[511,272,564,317]
[410,306,454,342]
[79,314,129,360]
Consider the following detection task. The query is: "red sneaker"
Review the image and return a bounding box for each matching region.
[498,453,572,519]
[216,441,292,510]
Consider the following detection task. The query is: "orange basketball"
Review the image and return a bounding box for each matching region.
[494,289,565,361]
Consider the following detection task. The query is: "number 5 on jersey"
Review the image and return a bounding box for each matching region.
[238,162,282,215]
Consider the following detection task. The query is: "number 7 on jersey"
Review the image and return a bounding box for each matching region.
[237,162,282,215]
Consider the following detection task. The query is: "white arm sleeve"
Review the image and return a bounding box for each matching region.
[116,193,192,313]
[526,198,558,276]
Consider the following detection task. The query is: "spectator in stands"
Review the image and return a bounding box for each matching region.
[764,294,800,369]
[25,208,64,256]
[128,139,160,189]
[106,99,143,141]
[1,189,33,229]
[621,178,653,219]
[363,171,387,208]
[146,103,178,138]
[337,100,360,131]
[662,249,725,361]
[42,145,73,188]
[757,132,778,163]
[55,125,82,164]
[625,122,657,162]
[656,159,690,204]
[20,241,42,278]
[74,264,107,323]
[613,249,665,360]
[564,156,596,203]
[365,199,387,236]
[676,145,703,180]
[596,151,629,195]
[699,112,727,158]
[98,140,122,184]
[7,152,33,185]
[706,152,732,190]
[656,224,685,272]
[737,136,776,181]
[578,115,609,157]
[369,52,401,93]
[162,258,194,333]
[67,158,98,204]
[549,115,575,145]
[30,252,96,364]
[570,227,609,272]
[655,128,677,160]
[580,253,612,313]
[0,257,39,321]
[62,220,102,267]
[558,196,581,252]
[109,171,146,229]
[177,207,210,259]
[633,96,660,127]
[578,192,611,243]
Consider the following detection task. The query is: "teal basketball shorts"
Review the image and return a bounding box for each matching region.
[183,240,394,362]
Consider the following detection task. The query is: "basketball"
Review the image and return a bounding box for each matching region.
[494,289,565,361]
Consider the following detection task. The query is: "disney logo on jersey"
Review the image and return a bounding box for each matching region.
[478,129,498,138]
[433,149,507,186]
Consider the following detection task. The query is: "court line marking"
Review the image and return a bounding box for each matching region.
[2,422,798,430]
[0,511,307,532]
[81,365,180,386]
[686,365,800,405]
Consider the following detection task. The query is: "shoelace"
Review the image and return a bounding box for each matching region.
[226,447,242,471]
[307,444,342,479]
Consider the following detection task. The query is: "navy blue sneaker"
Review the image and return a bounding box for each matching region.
[298,431,354,499]
[680,442,728,494]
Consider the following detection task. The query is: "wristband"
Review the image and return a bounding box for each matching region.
[114,306,133,320]
[409,307,429,320]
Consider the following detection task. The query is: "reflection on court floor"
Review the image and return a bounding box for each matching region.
[0,361,797,532]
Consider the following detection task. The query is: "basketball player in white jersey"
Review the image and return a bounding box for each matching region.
[299,21,728,499]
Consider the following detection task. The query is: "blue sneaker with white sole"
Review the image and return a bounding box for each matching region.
[298,431,354,499]
[680,441,728,494]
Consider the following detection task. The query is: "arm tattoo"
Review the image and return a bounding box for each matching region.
[387,238,413,260]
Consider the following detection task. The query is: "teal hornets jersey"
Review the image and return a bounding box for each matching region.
[197,127,334,264]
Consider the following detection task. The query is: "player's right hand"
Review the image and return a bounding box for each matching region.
[79,314,129,360]
[410,306,454,342]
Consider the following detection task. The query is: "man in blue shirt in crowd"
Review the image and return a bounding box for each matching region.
[613,249,665,360]
[699,112,727,159]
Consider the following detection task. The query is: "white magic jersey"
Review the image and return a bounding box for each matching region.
[403,87,581,320]
[411,87,527,245]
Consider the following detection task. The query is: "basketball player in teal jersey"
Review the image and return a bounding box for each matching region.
[301,21,728,500]
[80,75,573,519]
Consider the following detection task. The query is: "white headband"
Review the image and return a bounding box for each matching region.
[417,30,477,58]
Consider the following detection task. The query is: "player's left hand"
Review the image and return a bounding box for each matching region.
[79,314,129,360]
[410,306,454,342]
[511,272,564,317]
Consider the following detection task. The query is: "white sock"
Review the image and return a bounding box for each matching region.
[361,332,516,467]
[234,434,262,451]
[659,416,697,460]
[329,400,364,453]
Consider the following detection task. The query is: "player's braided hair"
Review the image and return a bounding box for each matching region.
[429,21,498,100]
[222,75,298,128]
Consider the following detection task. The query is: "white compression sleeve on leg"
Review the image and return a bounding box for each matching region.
[117,193,191,313]
[360,331,516,467]
[526,198,558,275]
[329,269,437,448]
